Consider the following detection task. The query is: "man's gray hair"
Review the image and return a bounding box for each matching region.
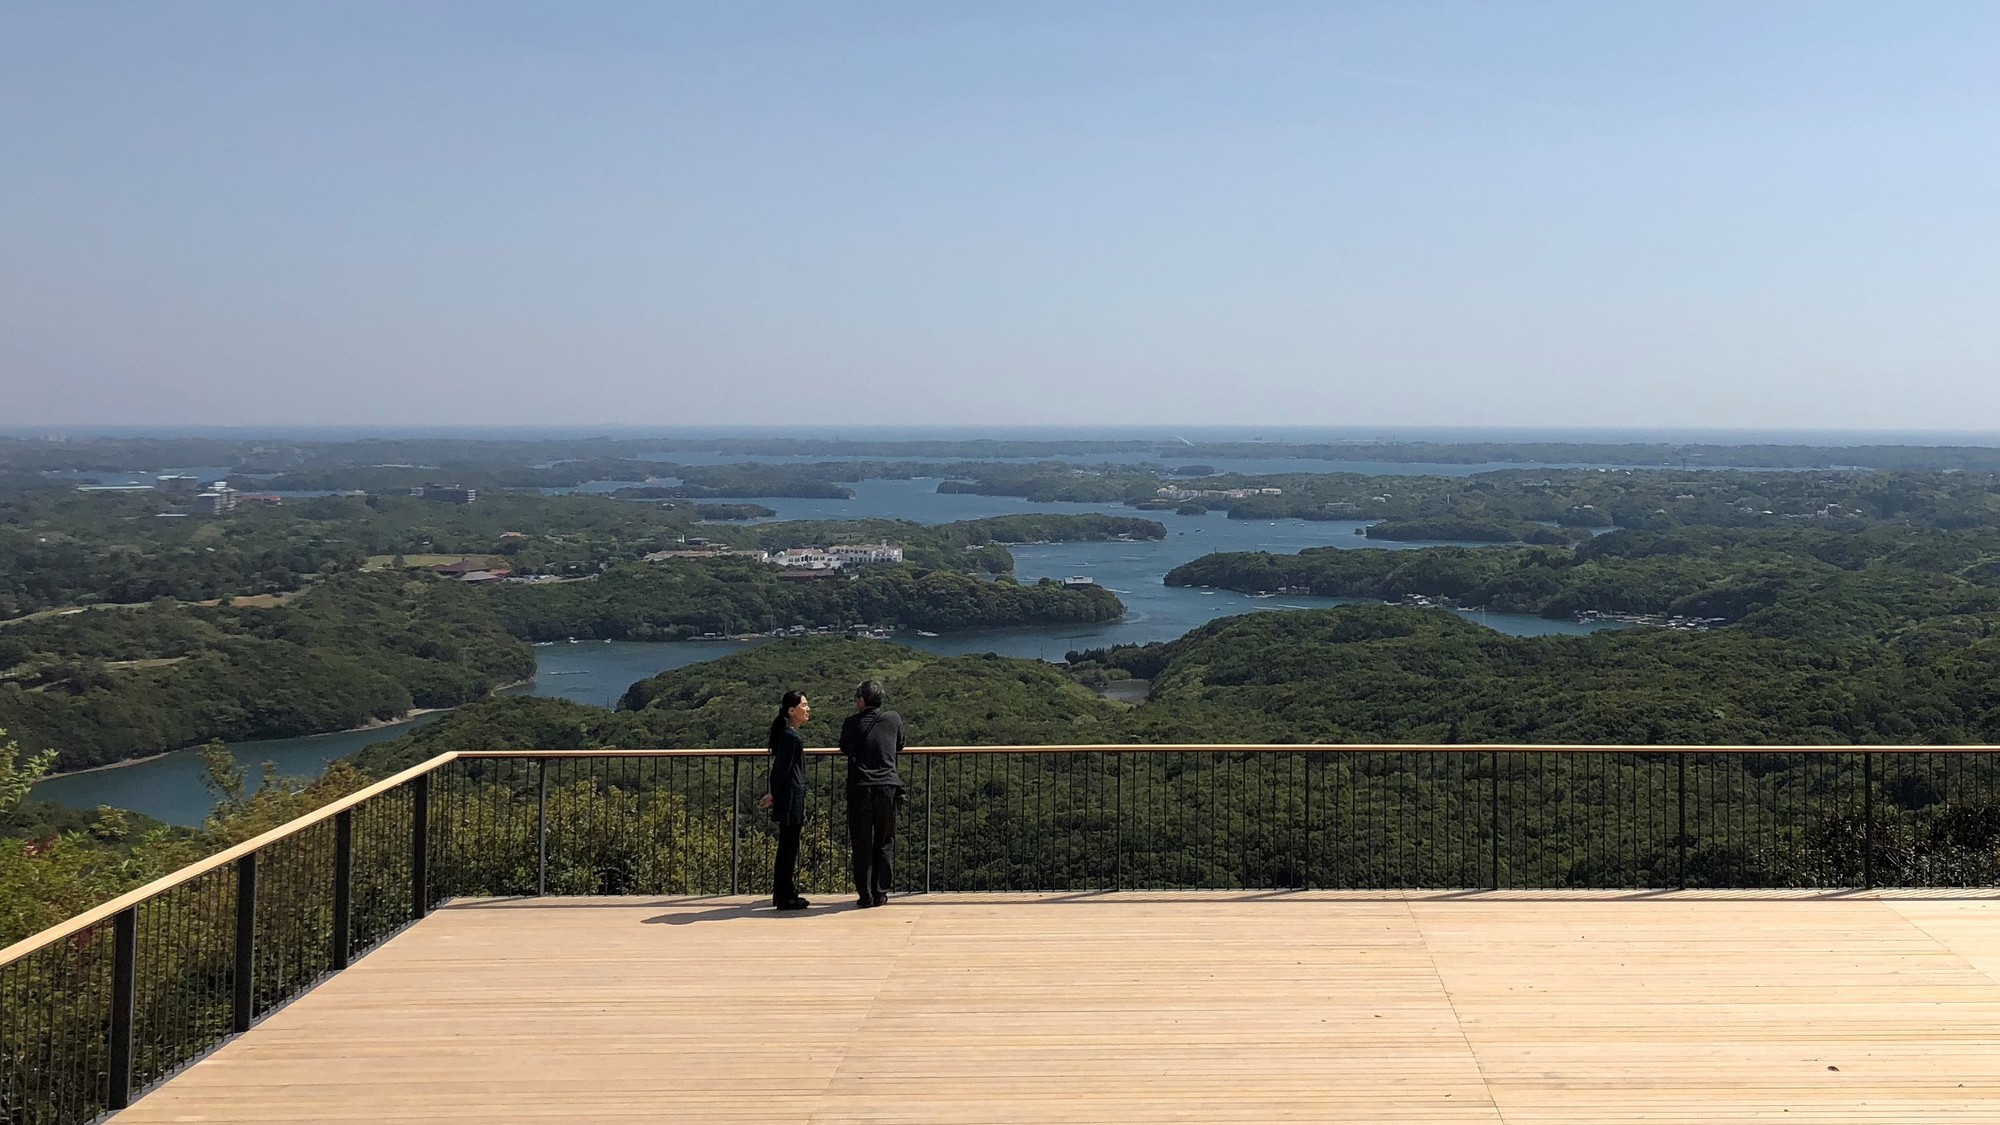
[854,680,886,708]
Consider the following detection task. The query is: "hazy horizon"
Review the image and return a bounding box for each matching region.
[6,3,2000,430]
[14,423,2000,449]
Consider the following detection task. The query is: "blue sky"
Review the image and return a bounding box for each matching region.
[4,2,1998,430]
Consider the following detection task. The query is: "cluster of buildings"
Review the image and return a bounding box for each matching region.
[158,475,270,514]
[75,473,283,515]
[431,558,512,584]
[769,543,905,570]
[642,538,756,563]
[640,540,906,573]
[1154,486,1284,502]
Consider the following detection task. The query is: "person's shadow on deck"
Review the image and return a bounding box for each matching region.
[643,901,856,925]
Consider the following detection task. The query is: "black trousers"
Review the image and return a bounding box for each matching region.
[773,822,802,903]
[846,786,898,903]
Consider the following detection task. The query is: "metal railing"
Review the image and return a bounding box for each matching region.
[7,742,2000,1123]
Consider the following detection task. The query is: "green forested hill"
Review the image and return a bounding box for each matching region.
[1092,606,2000,745]
[489,561,1124,640]
[353,637,1125,774]
[943,464,2000,530]
[0,574,535,771]
[1166,527,2000,633]
[354,593,2000,772]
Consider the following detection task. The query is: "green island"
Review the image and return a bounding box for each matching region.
[489,561,1122,642]
[936,463,2000,532]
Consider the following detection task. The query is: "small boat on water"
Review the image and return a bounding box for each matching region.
[916,630,940,637]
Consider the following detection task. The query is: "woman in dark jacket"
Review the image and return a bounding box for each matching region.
[759,690,811,911]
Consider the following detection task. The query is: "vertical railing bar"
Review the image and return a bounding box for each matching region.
[730,755,742,897]
[107,907,137,1110]
[1302,751,1313,891]
[232,853,257,1033]
[1739,752,1748,885]
[411,771,432,919]
[1427,751,1437,889]
[144,879,159,1076]
[1489,748,1500,889]
[1863,751,1875,889]
[332,809,353,971]
[925,753,935,895]
[1583,753,1594,888]
[1048,748,1064,888]
[1677,752,1688,889]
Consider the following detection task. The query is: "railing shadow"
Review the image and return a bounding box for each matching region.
[438,887,2000,912]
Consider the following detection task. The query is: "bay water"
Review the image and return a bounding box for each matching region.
[31,478,1611,823]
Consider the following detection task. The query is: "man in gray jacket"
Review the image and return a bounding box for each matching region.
[838,679,904,908]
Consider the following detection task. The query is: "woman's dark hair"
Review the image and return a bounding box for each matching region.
[769,690,806,744]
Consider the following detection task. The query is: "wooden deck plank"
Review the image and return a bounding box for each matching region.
[111,892,2000,1124]
[1409,898,2000,1122]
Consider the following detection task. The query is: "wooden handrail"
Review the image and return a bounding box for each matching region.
[0,752,460,967]
[457,743,2000,758]
[12,740,2000,967]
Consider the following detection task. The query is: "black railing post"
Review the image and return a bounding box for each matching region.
[332,809,353,970]
[107,906,137,1110]
[730,756,742,896]
[1863,751,1875,889]
[536,758,549,896]
[1112,752,1122,892]
[411,772,431,920]
[233,852,257,1033]
[924,753,934,894]
[1301,751,1312,891]
[1489,749,1501,889]
[1677,752,1688,889]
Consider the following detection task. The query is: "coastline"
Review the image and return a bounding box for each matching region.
[42,748,179,780]
[39,711,443,781]
[36,683,529,782]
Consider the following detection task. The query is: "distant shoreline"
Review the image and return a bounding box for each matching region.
[39,709,445,781]
[35,687,526,783]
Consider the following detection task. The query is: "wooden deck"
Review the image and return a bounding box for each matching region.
[113,891,2000,1123]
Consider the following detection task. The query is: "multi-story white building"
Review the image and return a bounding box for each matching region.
[196,482,237,514]
[772,548,842,570]
[827,543,904,565]
[769,543,903,570]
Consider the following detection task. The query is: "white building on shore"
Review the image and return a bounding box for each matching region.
[772,547,842,570]
[1154,486,1283,502]
[771,543,904,570]
[827,543,904,566]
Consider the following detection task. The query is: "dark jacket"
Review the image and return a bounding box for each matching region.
[839,708,904,789]
[767,724,806,826]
